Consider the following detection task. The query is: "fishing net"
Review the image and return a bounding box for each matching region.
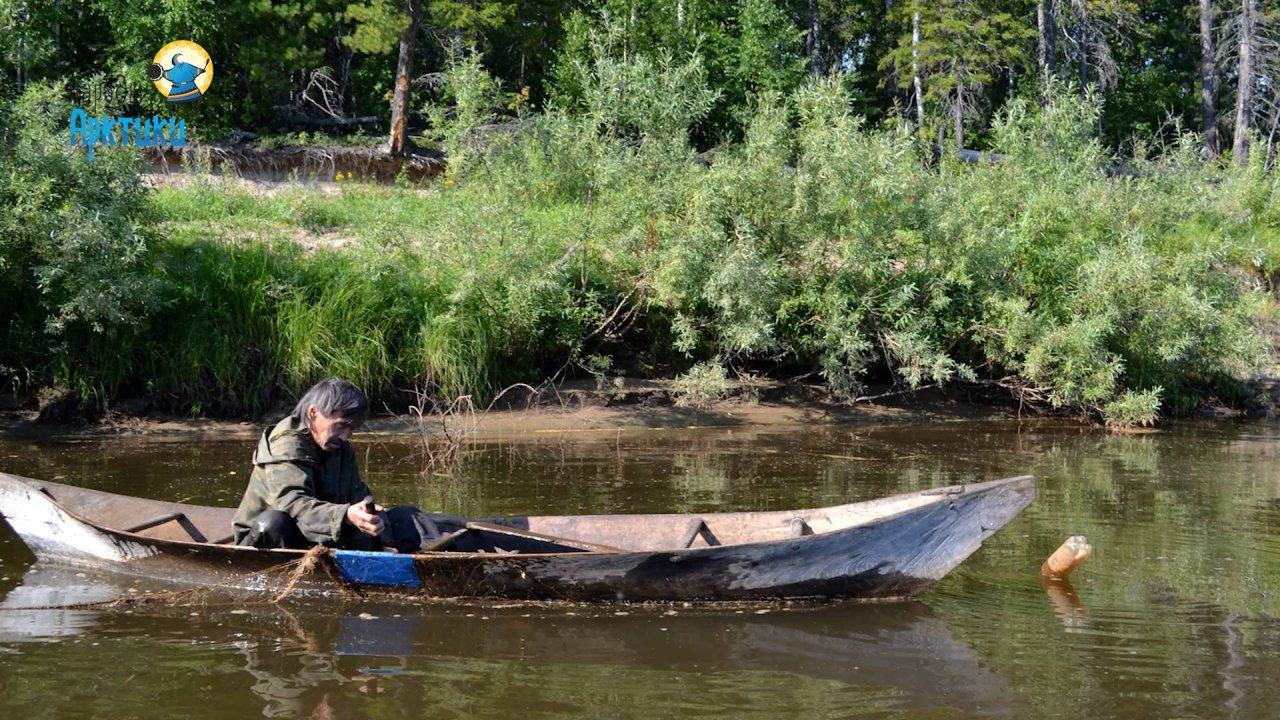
[5,546,363,612]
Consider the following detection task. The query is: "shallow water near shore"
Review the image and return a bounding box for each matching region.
[2,419,1280,718]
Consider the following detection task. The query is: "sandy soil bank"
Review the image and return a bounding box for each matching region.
[0,379,1019,442]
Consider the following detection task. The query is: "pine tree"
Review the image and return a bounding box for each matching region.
[881,0,1032,147]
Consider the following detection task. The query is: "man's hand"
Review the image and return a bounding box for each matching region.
[346,502,385,537]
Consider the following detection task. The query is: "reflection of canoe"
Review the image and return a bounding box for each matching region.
[0,564,1019,716]
[0,472,1033,603]
[0,564,120,642]
[285,602,1016,715]
[336,602,1015,711]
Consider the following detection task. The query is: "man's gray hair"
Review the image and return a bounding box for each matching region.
[292,378,369,427]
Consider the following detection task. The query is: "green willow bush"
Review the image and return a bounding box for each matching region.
[0,82,159,401]
[0,63,1273,425]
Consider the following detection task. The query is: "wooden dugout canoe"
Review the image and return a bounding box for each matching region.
[0,471,1034,603]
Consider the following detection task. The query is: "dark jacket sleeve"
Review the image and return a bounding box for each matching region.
[258,460,351,544]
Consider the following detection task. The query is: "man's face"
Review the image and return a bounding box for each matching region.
[308,407,357,451]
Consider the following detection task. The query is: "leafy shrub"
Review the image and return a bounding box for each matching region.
[671,361,729,408]
[0,73,1273,427]
[424,50,505,179]
[0,82,159,398]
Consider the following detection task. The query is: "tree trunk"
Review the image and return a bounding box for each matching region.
[1079,26,1088,91]
[628,1,637,57]
[1037,0,1056,75]
[954,78,965,149]
[807,0,824,73]
[337,18,353,115]
[912,10,925,131]
[1266,106,1280,172]
[387,0,420,157]
[1200,0,1219,158]
[1233,0,1256,166]
[677,0,684,29]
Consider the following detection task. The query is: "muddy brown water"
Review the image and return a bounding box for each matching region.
[1,420,1280,718]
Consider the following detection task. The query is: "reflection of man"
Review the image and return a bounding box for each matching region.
[234,626,350,719]
[160,53,207,102]
[234,612,413,718]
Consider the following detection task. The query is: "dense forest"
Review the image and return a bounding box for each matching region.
[2,0,1278,160]
[2,1,1280,427]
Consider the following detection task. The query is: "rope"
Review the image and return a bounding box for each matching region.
[270,545,331,603]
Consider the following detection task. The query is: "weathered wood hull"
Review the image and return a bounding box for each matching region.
[0,472,1034,603]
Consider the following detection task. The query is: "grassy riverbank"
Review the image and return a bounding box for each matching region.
[2,77,1279,425]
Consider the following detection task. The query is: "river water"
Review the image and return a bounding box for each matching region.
[1,419,1278,719]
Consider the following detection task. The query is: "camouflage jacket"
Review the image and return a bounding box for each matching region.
[231,416,374,549]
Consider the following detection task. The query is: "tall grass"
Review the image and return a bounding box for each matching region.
[135,171,600,414]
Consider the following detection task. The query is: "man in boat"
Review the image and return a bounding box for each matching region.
[231,377,438,551]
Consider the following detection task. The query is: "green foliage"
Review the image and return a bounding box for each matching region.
[343,0,411,55]
[671,361,729,408]
[427,0,516,39]
[881,0,1033,143]
[425,50,504,177]
[958,88,1270,419]
[1,77,1275,427]
[551,2,806,145]
[552,21,718,145]
[0,82,158,396]
[92,0,231,130]
[0,0,1267,158]
[141,237,296,415]
[136,172,604,411]
[729,0,807,104]
[0,0,57,89]
[1103,388,1161,428]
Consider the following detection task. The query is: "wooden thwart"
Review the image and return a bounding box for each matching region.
[122,511,209,543]
[679,518,721,549]
[420,528,470,552]
[465,521,622,553]
[124,512,186,534]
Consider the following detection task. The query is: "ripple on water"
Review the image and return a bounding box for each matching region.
[5,421,1280,719]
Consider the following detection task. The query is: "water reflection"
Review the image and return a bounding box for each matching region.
[1041,577,1088,630]
[5,420,1280,718]
[0,565,118,642]
[0,561,1019,718]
